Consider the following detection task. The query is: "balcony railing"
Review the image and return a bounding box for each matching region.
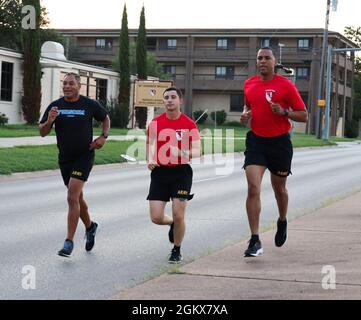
[163,74,186,80]
[193,74,247,81]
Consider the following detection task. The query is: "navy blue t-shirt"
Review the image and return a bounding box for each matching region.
[40,96,107,158]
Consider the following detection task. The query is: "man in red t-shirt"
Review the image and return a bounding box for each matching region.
[147,87,201,263]
[240,47,308,257]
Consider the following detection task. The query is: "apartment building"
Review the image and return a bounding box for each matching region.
[58,28,358,135]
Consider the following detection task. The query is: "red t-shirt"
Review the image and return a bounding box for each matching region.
[244,74,306,137]
[147,112,201,166]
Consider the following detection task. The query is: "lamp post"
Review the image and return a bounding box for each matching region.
[316,0,339,138]
[323,47,361,140]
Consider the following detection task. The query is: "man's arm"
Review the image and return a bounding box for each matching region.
[90,115,111,150]
[287,110,308,123]
[100,115,111,138]
[189,139,201,159]
[147,122,159,170]
[270,102,308,122]
[240,105,252,125]
[147,136,159,170]
[39,107,58,137]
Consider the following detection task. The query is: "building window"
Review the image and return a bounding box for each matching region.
[230,93,244,112]
[217,39,228,50]
[1,61,14,102]
[261,38,270,47]
[216,38,235,50]
[298,39,310,50]
[216,66,226,78]
[215,66,234,79]
[167,39,177,50]
[164,65,176,77]
[95,38,113,50]
[96,78,108,106]
[296,67,309,79]
[147,38,157,51]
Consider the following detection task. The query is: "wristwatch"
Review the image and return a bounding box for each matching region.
[283,109,289,117]
[101,132,108,139]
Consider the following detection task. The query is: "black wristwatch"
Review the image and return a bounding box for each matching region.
[283,109,289,117]
[101,132,108,139]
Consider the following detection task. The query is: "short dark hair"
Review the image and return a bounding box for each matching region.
[163,86,183,98]
[64,72,81,83]
[258,46,276,58]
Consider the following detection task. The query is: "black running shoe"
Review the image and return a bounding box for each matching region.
[168,248,182,264]
[244,238,263,257]
[168,223,174,243]
[85,222,98,251]
[275,218,287,247]
[58,239,74,257]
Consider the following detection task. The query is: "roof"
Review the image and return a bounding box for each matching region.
[56,28,359,47]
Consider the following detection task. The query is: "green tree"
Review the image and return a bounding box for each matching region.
[112,42,168,79]
[0,0,57,51]
[344,26,361,72]
[344,26,361,137]
[0,0,23,50]
[135,6,148,129]
[21,0,42,124]
[115,4,130,128]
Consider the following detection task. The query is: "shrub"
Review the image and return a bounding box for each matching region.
[104,99,130,128]
[345,119,359,138]
[0,113,9,125]
[210,110,227,125]
[193,110,208,124]
[225,121,243,127]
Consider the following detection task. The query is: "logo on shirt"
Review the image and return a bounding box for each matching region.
[59,109,85,117]
[175,129,186,141]
[265,89,276,104]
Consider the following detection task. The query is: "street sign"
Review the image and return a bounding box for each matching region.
[318,99,326,107]
[134,80,173,108]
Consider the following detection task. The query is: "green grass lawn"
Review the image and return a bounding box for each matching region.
[0,141,135,175]
[0,130,343,175]
[0,124,130,137]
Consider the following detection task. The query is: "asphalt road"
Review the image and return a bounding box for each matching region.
[1,142,361,299]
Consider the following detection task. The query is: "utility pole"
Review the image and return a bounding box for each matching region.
[315,0,331,138]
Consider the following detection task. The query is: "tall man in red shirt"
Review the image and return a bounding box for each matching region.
[241,47,308,257]
[147,87,201,263]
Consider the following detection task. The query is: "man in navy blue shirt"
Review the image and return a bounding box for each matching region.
[39,73,110,257]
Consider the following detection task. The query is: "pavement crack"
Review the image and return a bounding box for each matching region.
[180,272,361,287]
[290,228,361,234]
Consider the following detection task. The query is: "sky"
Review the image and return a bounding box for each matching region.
[41,0,360,35]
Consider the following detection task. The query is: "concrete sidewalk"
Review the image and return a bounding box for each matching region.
[0,135,142,148]
[113,191,361,300]
[0,135,244,148]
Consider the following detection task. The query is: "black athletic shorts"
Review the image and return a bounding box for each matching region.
[243,131,293,177]
[147,164,194,202]
[58,150,95,186]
